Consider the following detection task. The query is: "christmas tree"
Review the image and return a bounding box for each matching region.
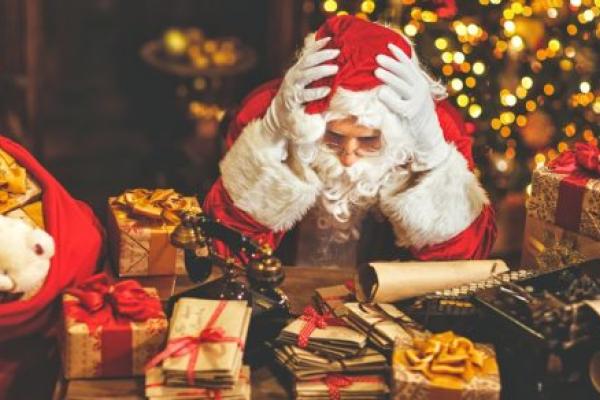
[316,0,600,198]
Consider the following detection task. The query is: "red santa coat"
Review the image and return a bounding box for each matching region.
[204,79,496,262]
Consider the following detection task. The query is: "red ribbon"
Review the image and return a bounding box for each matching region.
[547,142,600,234]
[63,273,165,377]
[315,374,383,400]
[145,300,245,387]
[297,306,347,348]
[434,0,457,19]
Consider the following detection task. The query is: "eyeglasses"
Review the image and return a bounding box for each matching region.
[322,131,383,157]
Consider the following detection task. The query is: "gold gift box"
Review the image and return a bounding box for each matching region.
[61,288,168,379]
[107,189,200,277]
[527,166,600,242]
[0,148,42,215]
[392,332,501,400]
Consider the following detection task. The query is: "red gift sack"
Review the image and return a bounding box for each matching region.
[0,137,103,339]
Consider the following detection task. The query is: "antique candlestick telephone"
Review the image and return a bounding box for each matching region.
[168,210,290,317]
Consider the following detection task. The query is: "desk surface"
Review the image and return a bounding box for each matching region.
[53,266,354,400]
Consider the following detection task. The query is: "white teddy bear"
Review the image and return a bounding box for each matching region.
[0,214,55,300]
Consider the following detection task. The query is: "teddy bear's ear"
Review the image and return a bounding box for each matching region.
[29,229,55,259]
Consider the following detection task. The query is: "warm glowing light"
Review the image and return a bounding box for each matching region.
[560,59,573,70]
[473,61,486,75]
[558,142,569,152]
[466,76,477,88]
[593,99,600,113]
[323,0,338,12]
[506,147,516,159]
[435,38,448,50]
[491,118,502,130]
[422,11,438,22]
[457,94,470,107]
[565,46,576,57]
[548,39,561,51]
[544,84,555,96]
[442,65,454,76]
[504,9,515,19]
[469,104,482,118]
[567,24,578,35]
[521,76,533,89]
[526,184,532,196]
[467,24,479,36]
[337,10,349,15]
[584,129,595,141]
[360,0,376,14]
[453,52,466,63]
[163,29,189,56]
[535,153,546,168]
[504,20,516,34]
[516,86,528,98]
[454,23,467,36]
[583,9,595,22]
[505,94,517,106]
[526,100,537,111]
[516,115,527,126]
[548,8,559,18]
[442,51,453,63]
[500,126,512,137]
[580,81,591,93]
[510,36,524,51]
[500,112,516,125]
[451,78,464,91]
[565,123,577,137]
[404,23,418,36]
[571,0,582,6]
[496,159,508,172]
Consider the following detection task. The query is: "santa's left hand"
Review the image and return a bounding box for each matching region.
[375,43,450,170]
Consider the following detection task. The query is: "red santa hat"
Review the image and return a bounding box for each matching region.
[290,15,446,155]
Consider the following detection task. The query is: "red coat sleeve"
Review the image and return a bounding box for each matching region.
[204,79,287,258]
[409,100,497,260]
[410,204,497,260]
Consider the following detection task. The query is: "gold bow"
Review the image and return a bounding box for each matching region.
[0,150,27,204]
[112,188,197,224]
[395,331,498,390]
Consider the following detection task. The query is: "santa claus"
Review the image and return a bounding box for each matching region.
[204,16,496,267]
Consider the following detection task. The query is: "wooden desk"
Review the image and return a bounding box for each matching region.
[52,267,354,400]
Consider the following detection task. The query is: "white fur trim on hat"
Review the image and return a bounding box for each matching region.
[378,144,489,249]
[220,119,322,232]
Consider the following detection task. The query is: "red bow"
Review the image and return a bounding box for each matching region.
[320,374,383,400]
[145,300,244,387]
[548,142,600,176]
[434,0,457,19]
[64,273,164,331]
[297,306,347,348]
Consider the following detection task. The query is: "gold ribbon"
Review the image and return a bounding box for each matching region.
[0,150,27,204]
[394,331,498,390]
[112,188,198,225]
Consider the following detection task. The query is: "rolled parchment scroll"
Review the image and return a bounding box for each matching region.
[354,259,509,303]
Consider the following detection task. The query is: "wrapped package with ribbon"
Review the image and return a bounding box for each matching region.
[0,148,42,215]
[295,373,389,400]
[314,281,356,317]
[523,142,600,268]
[108,188,201,276]
[277,306,367,359]
[274,344,387,381]
[344,303,421,352]
[61,273,168,379]
[392,331,501,400]
[146,298,251,389]
[355,260,508,304]
[145,365,251,400]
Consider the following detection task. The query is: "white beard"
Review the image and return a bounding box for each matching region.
[309,145,404,232]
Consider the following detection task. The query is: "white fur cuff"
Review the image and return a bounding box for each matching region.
[220,119,322,232]
[379,145,489,249]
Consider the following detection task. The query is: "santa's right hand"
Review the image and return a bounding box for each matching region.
[263,36,339,142]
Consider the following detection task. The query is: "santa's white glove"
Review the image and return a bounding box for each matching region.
[263,36,339,144]
[375,43,450,170]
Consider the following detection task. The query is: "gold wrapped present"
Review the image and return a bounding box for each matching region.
[392,331,501,400]
[107,188,202,276]
[295,373,389,399]
[61,274,168,379]
[0,148,42,215]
